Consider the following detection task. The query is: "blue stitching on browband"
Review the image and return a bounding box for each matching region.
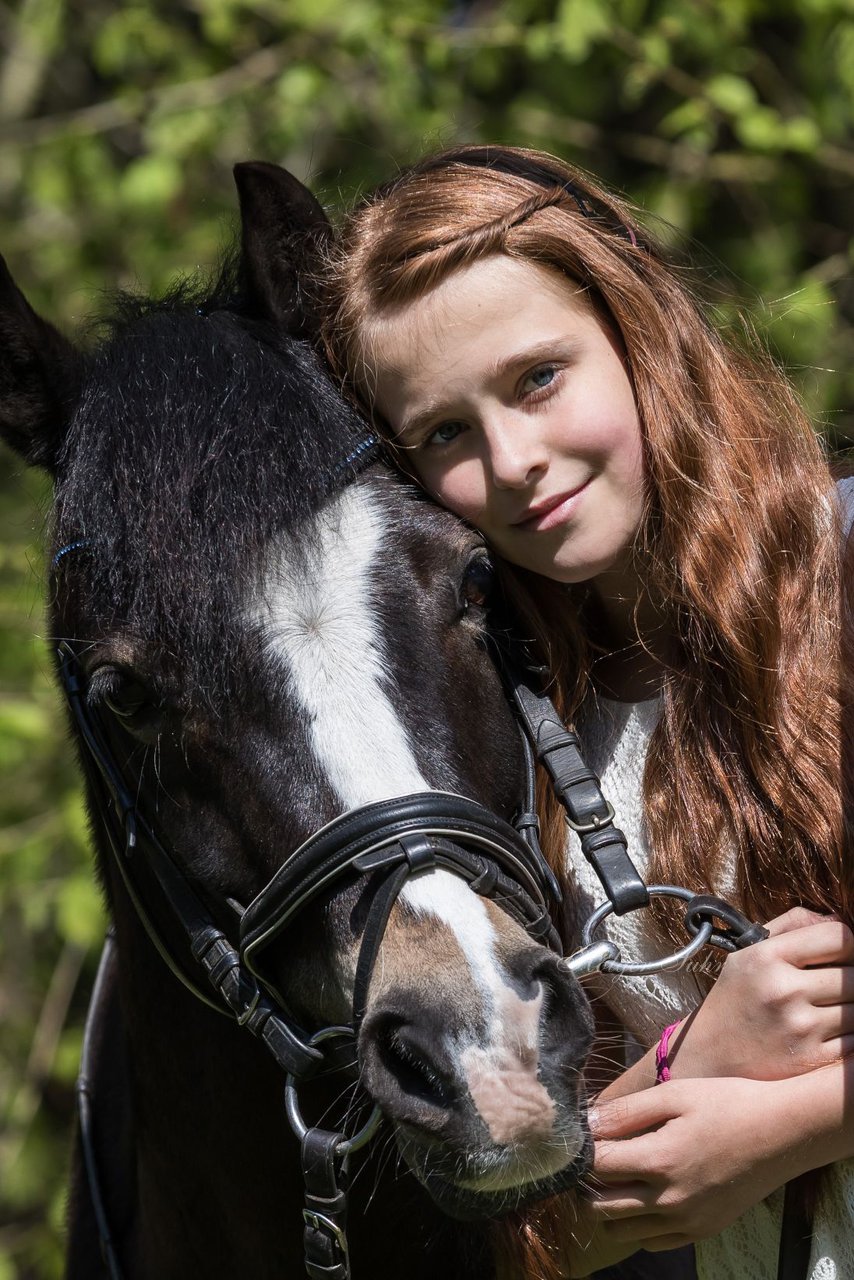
[51,539,92,570]
[562,182,595,218]
[339,435,380,474]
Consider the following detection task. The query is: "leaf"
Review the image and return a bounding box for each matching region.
[734,104,788,151]
[555,0,612,62]
[120,154,184,212]
[659,97,712,139]
[706,72,757,116]
[782,116,821,152]
[0,699,51,742]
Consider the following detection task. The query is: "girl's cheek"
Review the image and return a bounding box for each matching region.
[425,461,486,525]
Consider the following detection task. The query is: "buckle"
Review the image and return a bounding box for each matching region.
[303,1208,349,1260]
[565,800,615,834]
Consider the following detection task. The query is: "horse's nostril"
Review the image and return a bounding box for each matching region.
[375,1017,454,1109]
[530,959,596,1060]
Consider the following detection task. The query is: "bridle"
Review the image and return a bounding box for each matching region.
[60,629,788,1280]
[59,639,569,1280]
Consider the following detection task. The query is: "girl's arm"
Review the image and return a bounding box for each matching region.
[591,907,854,1100]
[564,909,854,1274]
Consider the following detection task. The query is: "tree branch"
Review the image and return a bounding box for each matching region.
[0,0,64,124]
[0,36,291,147]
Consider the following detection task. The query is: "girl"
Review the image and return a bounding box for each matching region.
[321,146,854,1279]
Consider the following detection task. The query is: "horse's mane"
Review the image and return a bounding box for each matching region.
[52,259,371,703]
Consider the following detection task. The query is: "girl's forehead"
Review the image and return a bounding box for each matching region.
[363,255,592,373]
[362,257,603,434]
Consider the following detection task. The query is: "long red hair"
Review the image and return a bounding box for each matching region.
[322,144,853,1276]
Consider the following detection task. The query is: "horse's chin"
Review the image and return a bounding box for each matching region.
[406,1129,593,1222]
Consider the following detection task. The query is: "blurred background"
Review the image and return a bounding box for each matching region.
[0,1,851,1275]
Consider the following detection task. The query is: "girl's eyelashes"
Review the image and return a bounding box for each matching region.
[425,420,467,448]
[519,363,561,398]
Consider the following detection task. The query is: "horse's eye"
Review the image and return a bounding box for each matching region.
[105,681,150,720]
[461,555,494,612]
[89,668,157,725]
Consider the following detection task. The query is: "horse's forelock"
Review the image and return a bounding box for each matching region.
[52,297,369,703]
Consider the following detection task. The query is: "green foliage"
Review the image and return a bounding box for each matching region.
[0,0,851,1274]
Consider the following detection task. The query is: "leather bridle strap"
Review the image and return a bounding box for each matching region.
[302,1128,351,1280]
[239,792,563,1024]
[58,643,323,1079]
[778,1182,814,1280]
[500,658,649,915]
[76,930,123,1280]
[351,859,411,1028]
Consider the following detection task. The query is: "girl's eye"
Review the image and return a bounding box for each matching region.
[426,420,465,447]
[521,365,557,395]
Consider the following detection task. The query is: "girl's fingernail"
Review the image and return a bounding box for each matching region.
[587,1106,600,1132]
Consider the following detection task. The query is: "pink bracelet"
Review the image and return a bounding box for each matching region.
[655,1021,681,1083]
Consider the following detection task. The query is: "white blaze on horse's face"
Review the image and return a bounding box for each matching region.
[253,484,585,1194]
[255,486,427,806]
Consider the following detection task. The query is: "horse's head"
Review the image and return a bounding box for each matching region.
[0,164,593,1221]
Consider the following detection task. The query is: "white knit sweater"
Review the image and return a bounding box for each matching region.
[566,693,852,1280]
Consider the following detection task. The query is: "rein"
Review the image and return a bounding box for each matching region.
[60,643,808,1280]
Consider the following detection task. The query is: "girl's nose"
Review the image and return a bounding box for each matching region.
[485,418,549,490]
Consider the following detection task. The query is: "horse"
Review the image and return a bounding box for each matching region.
[0,162,596,1279]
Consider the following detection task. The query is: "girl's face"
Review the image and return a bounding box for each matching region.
[368,256,646,587]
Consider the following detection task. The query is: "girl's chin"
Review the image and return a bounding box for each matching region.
[517,553,626,586]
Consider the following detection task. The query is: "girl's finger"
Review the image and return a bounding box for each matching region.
[587,1182,659,1216]
[588,1087,680,1141]
[601,1213,682,1245]
[764,907,834,937]
[816,1033,854,1061]
[592,1135,666,1184]
[767,921,854,966]
[809,968,854,1007]
[644,1234,696,1253]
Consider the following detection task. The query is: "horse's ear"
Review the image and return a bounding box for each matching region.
[0,255,80,473]
[233,161,331,338]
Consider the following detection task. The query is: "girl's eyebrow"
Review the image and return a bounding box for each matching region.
[396,337,578,443]
[395,401,451,444]
[486,337,577,380]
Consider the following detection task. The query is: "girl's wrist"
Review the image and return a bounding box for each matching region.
[760,1065,852,1176]
[660,1007,724,1080]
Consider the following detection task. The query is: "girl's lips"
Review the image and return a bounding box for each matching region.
[513,478,592,532]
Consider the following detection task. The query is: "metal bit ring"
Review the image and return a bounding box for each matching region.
[284,1026,383,1156]
[578,885,715,977]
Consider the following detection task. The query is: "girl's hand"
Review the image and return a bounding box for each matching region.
[586,1075,823,1251]
[673,907,854,1081]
